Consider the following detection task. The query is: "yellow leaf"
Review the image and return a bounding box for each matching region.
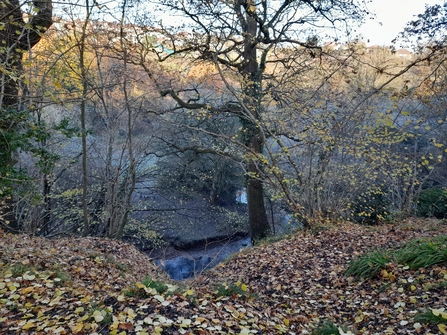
[432,308,446,316]
[438,324,447,334]
[22,322,36,330]
[75,306,85,314]
[21,286,34,294]
[283,318,290,326]
[127,308,136,320]
[49,295,61,306]
[71,322,84,333]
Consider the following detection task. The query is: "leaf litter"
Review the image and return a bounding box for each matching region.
[0,218,446,334]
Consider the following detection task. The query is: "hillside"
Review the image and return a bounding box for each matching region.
[1,219,447,334]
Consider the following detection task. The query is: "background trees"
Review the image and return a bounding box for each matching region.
[1,0,446,242]
[134,0,370,239]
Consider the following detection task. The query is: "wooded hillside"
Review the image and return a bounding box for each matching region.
[1,0,447,243]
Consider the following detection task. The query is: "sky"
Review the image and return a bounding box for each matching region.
[356,0,445,46]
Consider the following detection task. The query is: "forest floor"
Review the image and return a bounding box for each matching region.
[1,218,447,334]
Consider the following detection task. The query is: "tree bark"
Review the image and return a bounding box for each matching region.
[0,0,53,107]
[0,0,53,231]
[240,0,270,241]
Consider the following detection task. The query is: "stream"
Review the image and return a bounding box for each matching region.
[153,237,252,280]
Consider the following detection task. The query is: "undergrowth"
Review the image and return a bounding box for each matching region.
[312,321,353,335]
[414,308,447,324]
[345,235,447,279]
[214,281,254,299]
[124,277,174,298]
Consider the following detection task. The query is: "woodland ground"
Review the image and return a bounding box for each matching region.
[1,218,447,334]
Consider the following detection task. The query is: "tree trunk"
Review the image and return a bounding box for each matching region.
[0,0,52,231]
[246,136,270,240]
[241,0,270,241]
[78,2,91,237]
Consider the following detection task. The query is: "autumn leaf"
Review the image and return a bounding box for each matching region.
[71,322,84,333]
[21,322,36,330]
[93,310,104,322]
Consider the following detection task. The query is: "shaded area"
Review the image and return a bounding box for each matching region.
[153,236,251,280]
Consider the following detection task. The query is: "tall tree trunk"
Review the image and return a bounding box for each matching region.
[241,0,270,241]
[78,0,92,236]
[116,1,136,239]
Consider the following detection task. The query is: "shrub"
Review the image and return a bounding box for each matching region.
[417,188,447,219]
[349,187,390,225]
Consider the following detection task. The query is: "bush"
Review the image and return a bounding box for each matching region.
[349,187,390,225]
[417,188,447,219]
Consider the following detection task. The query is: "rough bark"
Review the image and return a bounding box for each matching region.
[0,0,53,231]
[240,0,271,240]
[0,0,53,107]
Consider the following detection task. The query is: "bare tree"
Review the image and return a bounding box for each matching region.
[133,0,368,240]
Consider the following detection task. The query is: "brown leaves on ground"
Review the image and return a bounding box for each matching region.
[1,218,447,334]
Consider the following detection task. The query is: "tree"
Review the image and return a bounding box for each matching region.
[134,0,367,240]
[0,0,53,230]
[398,3,447,48]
